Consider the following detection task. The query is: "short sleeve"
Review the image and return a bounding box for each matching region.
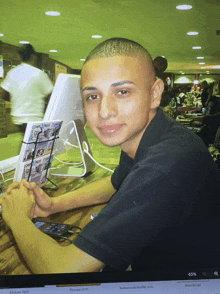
[38,71,54,96]
[74,144,213,271]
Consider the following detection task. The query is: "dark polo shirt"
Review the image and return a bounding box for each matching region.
[74,107,220,271]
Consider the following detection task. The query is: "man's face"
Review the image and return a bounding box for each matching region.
[81,55,161,158]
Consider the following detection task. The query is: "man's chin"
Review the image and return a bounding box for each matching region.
[99,140,121,148]
[95,135,122,148]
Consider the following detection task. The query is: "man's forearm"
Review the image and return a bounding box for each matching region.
[10,217,104,274]
[51,176,116,214]
[9,218,62,274]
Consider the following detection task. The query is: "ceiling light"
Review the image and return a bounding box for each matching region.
[50,50,57,52]
[92,35,102,39]
[19,41,29,44]
[0,33,4,37]
[199,63,205,65]
[187,32,198,35]
[176,5,192,10]
[80,59,86,61]
[192,46,201,49]
[197,57,204,59]
[45,11,60,16]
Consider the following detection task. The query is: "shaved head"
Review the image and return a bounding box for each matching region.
[82,37,156,87]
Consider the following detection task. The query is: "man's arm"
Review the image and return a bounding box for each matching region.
[9,218,105,274]
[1,183,105,274]
[51,175,116,214]
[1,89,10,101]
[6,176,116,218]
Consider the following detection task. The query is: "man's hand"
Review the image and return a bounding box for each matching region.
[1,181,35,228]
[6,180,54,218]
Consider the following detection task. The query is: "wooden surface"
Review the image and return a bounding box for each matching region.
[0,125,121,275]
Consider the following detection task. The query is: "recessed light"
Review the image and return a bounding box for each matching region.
[0,33,4,37]
[197,57,204,59]
[176,5,192,10]
[19,41,29,44]
[192,46,201,49]
[187,32,198,35]
[50,50,57,52]
[80,59,86,61]
[199,63,205,65]
[92,35,102,39]
[45,11,60,16]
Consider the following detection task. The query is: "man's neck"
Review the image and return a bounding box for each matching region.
[121,109,157,159]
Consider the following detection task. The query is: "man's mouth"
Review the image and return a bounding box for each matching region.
[100,124,122,134]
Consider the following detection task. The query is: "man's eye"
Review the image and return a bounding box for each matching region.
[87,94,99,101]
[118,90,129,95]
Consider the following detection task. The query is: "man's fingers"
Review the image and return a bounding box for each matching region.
[28,189,35,202]
[21,181,39,197]
[6,182,20,193]
[25,182,43,200]
[19,179,29,193]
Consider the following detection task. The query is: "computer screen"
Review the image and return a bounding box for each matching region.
[43,73,84,156]
[43,73,95,177]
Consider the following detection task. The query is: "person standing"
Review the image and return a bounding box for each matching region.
[201,80,212,108]
[1,44,54,134]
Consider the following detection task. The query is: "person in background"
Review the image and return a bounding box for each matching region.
[153,56,168,81]
[201,80,212,108]
[1,44,54,134]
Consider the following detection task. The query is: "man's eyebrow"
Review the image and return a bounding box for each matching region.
[82,86,97,92]
[110,80,136,88]
[82,81,135,92]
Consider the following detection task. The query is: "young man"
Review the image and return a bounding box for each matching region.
[1,38,220,274]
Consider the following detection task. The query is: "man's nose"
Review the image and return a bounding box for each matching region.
[99,95,117,119]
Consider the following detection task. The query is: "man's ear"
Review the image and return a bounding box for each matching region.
[150,79,164,109]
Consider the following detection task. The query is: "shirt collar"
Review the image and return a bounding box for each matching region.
[134,107,170,163]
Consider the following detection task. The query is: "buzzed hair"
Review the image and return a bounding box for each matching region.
[84,37,156,79]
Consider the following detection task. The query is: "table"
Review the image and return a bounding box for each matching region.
[176,106,202,115]
[0,126,121,275]
[176,113,204,129]
[0,165,115,275]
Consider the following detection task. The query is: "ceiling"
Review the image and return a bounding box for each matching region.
[1,0,220,74]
